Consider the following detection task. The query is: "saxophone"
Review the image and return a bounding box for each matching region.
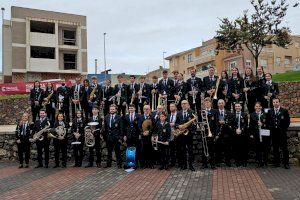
[42,90,54,107]
[89,84,98,101]
[173,114,197,137]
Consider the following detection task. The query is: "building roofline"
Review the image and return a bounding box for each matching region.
[165,47,199,60]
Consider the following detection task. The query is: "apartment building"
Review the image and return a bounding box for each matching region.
[2,6,87,83]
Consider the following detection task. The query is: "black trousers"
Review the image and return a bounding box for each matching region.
[54,139,67,166]
[272,130,289,165]
[106,138,122,166]
[233,134,248,166]
[159,144,169,167]
[169,140,177,165]
[17,140,30,165]
[177,135,194,167]
[253,136,270,166]
[31,105,41,122]
[202,137,216,167]
[141,135,153,167]
[81,102,90,121]
[246,97,256,114]
[88,138,102,165]
[36,140,50,166]
[46,104,56,125]
[215,136,232,165]
[73,142,83,166]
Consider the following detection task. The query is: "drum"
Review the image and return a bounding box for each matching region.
[126,147,136,168]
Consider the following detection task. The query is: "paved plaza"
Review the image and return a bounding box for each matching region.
[0,162,300,200]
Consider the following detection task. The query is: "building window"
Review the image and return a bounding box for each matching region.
[30,21,55,34]
[245,60,251,67]
[30,46,55,59]
[285,56,292,65]
[230,61,237,68]
[64,54,76,70]
[295,57,300,63]
[187,54,193,63]
[63,30,76,45]
[260,59,267,68]
[275,57,281,67]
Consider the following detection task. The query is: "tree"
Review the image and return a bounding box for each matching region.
[215,0,298,74]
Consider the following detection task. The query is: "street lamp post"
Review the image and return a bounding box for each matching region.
[103,32,107,81]
[1,8,5,78]
[163,51,167,68]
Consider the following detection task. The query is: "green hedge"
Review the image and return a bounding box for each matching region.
[0,94,29,100]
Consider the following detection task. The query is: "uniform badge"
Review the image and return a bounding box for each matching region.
[115,123,118,127]
[241,119,244,123]
[281,116,284,119]
[211,116,214,120]
[163,129,166,133]
[144,89,146,93]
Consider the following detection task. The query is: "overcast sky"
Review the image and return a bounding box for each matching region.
[1,0,300,74]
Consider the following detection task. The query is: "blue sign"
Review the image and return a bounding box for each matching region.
[87,74,112,86]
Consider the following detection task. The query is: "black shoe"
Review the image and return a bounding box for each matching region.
[104,164,111,168]
[19,164,23,168]
[44,165,49,168]
[164,166,169,170]
[242,163,247,167]
[274,164,280,168]
[61,164,66,168]
[159,166,164,170]
[35,164,43,168]
[73,164,78,167]
[117,164,122,169]
[201,165,208,169]
[169,163,175,168]
[284,164,290,169]
[211,165,216,170]
[180,166,187,170]
[226,162,231,167]
[189,166,195,171]
[25,164,29,168]
[85,164,93,168]
[96,163,101,168]
[53,165,59,168]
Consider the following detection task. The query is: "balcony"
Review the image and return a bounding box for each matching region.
[30,32,56,47]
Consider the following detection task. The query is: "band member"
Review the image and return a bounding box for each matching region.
[71,110,85,167]
[114,75,128,116]
[16,113,32,168]
[124,104,140,147]
[80,79,92,120]
[267,98,290,169]
[201,98,218,169]
[71,77,83,119]
[158,70,175,113]
[138,105,153,168]
[128,75,139,111]
[249,102,269,168]
[89,76,103,113]
[56,82,71,123]
[85,106,102,168]
[154,112,171,170]
[176,100,196,171]
[203,66,218,108]
[218,70,230,110]
[167,103,179,167]
[152,105,164,125]
[43,82,56,125]
[30,81,44,122]
[103,79,114,116]
[215,99,233,167]
[256,66,266,106]
[138,76,150,114]
[228,67,244,111]
[104,104,123,168]
[263,73,279,110]
[150,76,159,111]
[186,68,202,115]
[232,102,248,167]
[33,109,50,168]
[52,113,69,168]
[243,67,258,113]
[174,72,187,111]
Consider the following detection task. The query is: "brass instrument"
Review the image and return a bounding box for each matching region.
[89,84,98,101]
[198,110,212,157]
[151,89,157,112]
[116,90,121,106]
[213,77,221,100]
[58,94,64,110]
[201,110,213,137]
[192,86,197,104]
[130,88,136,105]
[138,86,143,104]
[74,91,82,112]
[175,90,182,106]
[42,91,54,107]
[258,113,262,143]
[84,122,100,147]
[158,91,168,113]
[31,121,51,142]
[48,125,67,140]
[173,114,197,137]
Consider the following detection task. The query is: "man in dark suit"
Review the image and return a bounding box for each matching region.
[80,79,92,120]
[203,66,219,108]
[215,99,233,167]
[173,71,187,111]
[71,77,83,119]
[32,109,50,168]
[30,81,44,122]
[232,102,248,167]
[175,100,196,171]
[16,113,33,168]
[267,98,290,169]
[150,76,159,111]
[114,75,128,116]
[186,68,202,115]
[138,76,150,114]
[103,79,114,116]
[56,82,71,123]
[263,73,279,110]
[158,70,175,113]
[104,104,123,168]
[128,75,139,112]
[89,76,103,110]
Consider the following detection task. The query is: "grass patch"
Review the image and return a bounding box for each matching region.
[0,94,29,100]
[273,71,300,82]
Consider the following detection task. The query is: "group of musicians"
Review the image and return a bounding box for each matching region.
[16,65,290,170]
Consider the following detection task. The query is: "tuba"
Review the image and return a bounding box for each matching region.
[173,114,197,137]
[84,122,100,147]
[31,121,51,142]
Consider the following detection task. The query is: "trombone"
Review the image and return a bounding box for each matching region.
[199,110,213,157]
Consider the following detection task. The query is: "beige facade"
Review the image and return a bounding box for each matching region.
[145,66,169,80]
[2,6,88,83]
[165,36,300,79]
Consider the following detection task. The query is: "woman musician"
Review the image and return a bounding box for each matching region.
[262,73,279,111]
[71,110,85,167]
[43,82,56,125]
[228,67,244,112]
[243,67,258,114]
[52,113,69,168]
[217,70,230,110]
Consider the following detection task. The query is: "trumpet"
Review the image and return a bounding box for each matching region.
[74,91,82,112]
[175,90,182,105]
[191,86,197,104]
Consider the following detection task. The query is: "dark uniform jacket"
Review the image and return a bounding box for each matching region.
[104,114,123,141]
